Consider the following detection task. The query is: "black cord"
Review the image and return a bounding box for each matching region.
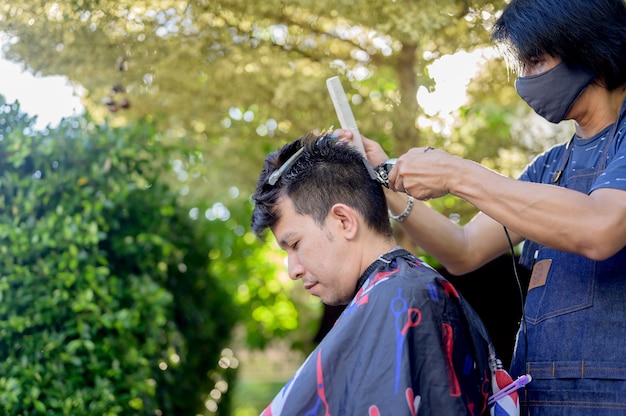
[503,226,528,370]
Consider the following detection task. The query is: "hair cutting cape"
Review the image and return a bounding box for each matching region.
[261,249,520,416]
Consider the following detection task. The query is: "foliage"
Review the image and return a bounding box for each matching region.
[0,96,238,415]
[0,0,509,204]
[203,198,322,352]
[231,380,284,416]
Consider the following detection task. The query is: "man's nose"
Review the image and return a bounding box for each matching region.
[288,257,305,280]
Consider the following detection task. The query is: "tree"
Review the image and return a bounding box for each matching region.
[0,0,510,204]
[0,96,238,415]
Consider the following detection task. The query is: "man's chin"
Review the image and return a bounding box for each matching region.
[320,296,351,307]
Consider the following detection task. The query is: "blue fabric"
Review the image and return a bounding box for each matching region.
[518,113,626,195]
[261,250,497,416]
[513,99,626,415]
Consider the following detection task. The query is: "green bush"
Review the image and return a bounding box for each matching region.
[0,97,238,415]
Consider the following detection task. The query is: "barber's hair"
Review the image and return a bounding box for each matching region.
[251,131,393,240]
[491,0,626,90]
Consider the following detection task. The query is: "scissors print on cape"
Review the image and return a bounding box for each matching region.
[391,287,422,394]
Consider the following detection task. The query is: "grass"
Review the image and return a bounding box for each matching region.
[231,379,285,416]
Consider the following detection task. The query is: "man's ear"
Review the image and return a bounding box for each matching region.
[329,203,359,240]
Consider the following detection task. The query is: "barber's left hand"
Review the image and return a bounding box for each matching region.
[332,128,389,166]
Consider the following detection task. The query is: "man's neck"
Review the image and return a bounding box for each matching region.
[574,85,626,138]
[361,239,399,273]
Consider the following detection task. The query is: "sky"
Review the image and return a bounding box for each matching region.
[418,48,494,115]
[0,54,84,130]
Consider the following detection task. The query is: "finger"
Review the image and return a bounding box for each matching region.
[390,175,405,194]
[332,128,353,140]
[387,166,398,190]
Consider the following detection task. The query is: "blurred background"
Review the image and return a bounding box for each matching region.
[0,1,571,414]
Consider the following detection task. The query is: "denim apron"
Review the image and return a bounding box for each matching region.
[511,108,626,415]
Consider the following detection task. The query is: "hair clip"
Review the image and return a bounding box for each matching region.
[317,125,335,141]
[268,146,305,186]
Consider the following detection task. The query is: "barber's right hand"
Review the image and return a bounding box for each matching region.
[333,128,390,166]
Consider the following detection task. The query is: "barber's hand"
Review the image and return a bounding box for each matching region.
[388,146,455,200]
[333,128,389,166]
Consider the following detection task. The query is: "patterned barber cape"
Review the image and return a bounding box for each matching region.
[261,249,498,416]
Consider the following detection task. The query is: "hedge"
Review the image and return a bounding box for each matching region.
[0,97,238,415]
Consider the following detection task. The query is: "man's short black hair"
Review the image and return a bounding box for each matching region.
[491,0,626,91]
[251,131,393,240]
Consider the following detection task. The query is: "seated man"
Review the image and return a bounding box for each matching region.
[251,130,509,415]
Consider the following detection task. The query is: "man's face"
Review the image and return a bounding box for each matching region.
[271,197,359,305]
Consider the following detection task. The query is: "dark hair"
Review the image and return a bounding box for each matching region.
[491,0,626,90]
[251,131,393,240]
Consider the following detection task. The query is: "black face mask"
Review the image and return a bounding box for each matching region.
[515,62,595,124]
